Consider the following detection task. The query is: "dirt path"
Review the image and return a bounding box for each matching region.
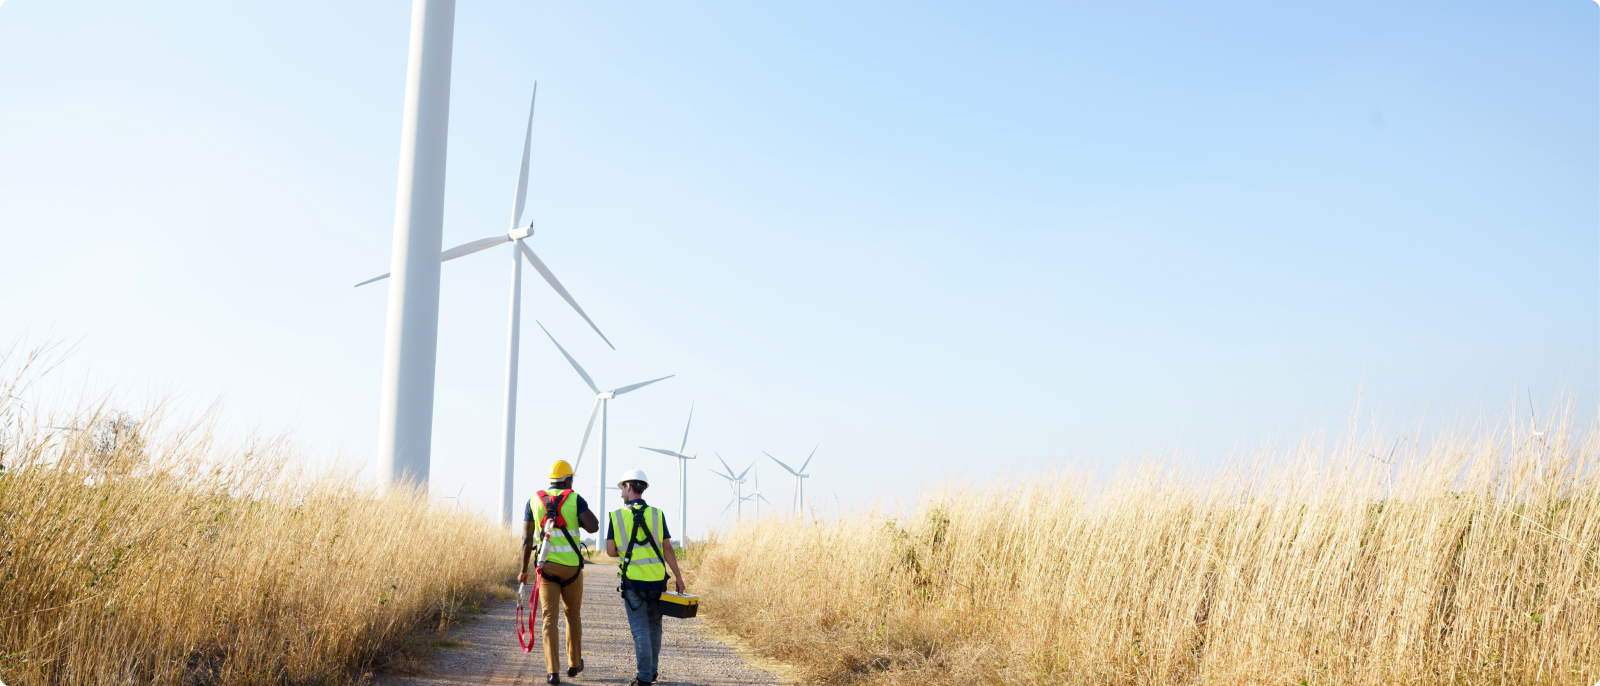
[374,567,787,686]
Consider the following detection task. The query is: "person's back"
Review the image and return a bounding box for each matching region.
[604,470,686,686]
[520,460,600,685]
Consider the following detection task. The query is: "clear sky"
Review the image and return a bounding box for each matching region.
[1,1,1595,536]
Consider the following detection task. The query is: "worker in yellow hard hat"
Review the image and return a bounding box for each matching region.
[520,459,600,685]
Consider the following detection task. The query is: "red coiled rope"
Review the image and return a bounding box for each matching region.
[516,521,554,653]
[516,580,541,653]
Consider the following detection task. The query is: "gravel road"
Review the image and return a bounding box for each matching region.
[374,567,787,686]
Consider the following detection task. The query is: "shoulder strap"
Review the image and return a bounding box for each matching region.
[555,490,584,570]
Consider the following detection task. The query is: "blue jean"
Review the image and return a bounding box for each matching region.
[622,588,664,682]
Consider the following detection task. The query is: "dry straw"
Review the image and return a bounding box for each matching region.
[688,415,1600,685]
[0,366,514,685]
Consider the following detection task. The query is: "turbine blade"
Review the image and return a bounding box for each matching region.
[717,453,736,479]
[640,447,684,458]
[758,494,773,505]
[537,321,600,394]
[721,499,736,517]
[509,84,536,230]
[708,468,734,482]
[612,375,673,397]
[521,243,615,350]
[799,444,818,473]
[355,272,391,288]
[573,396,602,469]
[764,452,799,476]
[441,235,511,263]
[737,463,752,480]
[679,401,694,455]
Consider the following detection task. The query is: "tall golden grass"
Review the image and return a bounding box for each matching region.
[0,400,514,684]
[687,416,1600,685]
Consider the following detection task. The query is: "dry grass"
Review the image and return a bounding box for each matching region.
[0,391,515,683]
[686,416,1600,685]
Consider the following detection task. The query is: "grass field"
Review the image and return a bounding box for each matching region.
[0,404,515,685]
[686,417,1600,685]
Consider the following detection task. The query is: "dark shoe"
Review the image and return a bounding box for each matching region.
[627,679,653,686]
[567,659,585,678]
[546,674,560,685]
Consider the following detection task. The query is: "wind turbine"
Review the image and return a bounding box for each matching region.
[441,484,465,511]
[742,466,773,517]
[764,445,817,515]
[373,0,454,494]
[358,85,614,528]
[710,454,751,523]
[639,402,696,543]
[538,322,671,509]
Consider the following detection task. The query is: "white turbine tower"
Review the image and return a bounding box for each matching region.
[764,445,816,515]
[359,86,614,527]
[710,454,751,523]
[375,0,457,492]
[639,402,696,543]
[538,322,671,507]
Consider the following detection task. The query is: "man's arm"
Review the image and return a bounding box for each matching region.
[517,520,535,584]
[579,510,599,534]
[662,538,686,593]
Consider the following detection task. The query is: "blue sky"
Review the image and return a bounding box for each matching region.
[1,1,1594,535]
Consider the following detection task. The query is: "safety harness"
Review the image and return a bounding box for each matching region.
[616,504,669,607]
[537,489,586,587]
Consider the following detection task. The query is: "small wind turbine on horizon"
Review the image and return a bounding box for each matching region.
[356,85,613,529]
[711,454,752,523]
[742,466,773,517]
[765,445,817,515]
[639,402,696,543]
[441,484,465,511]
[538,322,671,511]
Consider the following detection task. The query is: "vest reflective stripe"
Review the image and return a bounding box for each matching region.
[610,504,667,582]
[533,490,584,567]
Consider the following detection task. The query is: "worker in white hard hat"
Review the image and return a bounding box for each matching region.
[520,459,600,685]
[604,468,686,686]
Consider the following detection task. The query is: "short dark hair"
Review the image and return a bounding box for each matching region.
[623,480,647,494]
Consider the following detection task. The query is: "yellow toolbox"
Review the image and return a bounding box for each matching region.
[660,591,699,619]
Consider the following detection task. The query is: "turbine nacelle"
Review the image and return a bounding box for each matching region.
[508,225,533,241]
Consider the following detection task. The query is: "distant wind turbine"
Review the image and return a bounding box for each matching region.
[639,402,696,542]
[742,466,773,517]
[441,484,466,511]
[538,322,671,509]
[765,445,817,515]
[356,85,613,528]
[710,454,751,523]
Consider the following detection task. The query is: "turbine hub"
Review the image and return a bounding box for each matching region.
[509,226,533,241]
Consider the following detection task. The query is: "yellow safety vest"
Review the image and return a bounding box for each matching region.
[610,504,667,583]
[533,490,584,567]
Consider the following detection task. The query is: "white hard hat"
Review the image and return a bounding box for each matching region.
[618,469,649,486]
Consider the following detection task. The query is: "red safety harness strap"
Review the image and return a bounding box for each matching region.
[515,584,540,653]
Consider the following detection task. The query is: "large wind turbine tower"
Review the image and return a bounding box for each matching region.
[376,0,456,491]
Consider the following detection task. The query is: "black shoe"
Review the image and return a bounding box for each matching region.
[567,659,585,678]
[627,679,654,686]
[546,674,560,685]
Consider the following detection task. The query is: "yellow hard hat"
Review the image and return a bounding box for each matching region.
[547,460,575,479]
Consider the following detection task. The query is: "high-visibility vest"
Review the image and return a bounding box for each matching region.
[533,489,583,567]
[610,504,667,583]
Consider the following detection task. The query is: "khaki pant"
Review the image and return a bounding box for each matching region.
[538,562,583,673]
